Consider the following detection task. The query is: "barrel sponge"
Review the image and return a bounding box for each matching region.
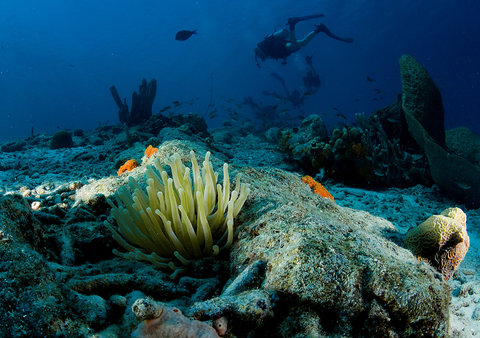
[404,207,469,281]
[399,54,445,148]
[103,151,250,279]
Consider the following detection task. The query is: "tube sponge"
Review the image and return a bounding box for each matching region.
[104,151,250,278]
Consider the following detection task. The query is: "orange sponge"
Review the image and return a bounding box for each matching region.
[145,145,158,158]
[118,159,139,175]
[302,175,334,201]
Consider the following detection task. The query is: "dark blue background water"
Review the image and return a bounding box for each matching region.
[0,0,478,142]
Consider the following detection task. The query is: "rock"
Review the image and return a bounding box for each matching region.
[1,140,26,152]
[229,166,450,336]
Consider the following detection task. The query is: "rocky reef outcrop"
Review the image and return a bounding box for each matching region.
[0,140,452,337]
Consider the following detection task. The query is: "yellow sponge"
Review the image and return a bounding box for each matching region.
[404,207,469,281]
[104,151,250,278]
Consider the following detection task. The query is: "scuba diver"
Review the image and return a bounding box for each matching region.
[303,54,321,93]
[254,14,354,68]
[263,72,305,108]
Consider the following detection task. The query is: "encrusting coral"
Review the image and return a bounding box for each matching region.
[404,207,469,281]
[104,151,250,278]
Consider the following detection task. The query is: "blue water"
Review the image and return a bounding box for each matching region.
[0,0,478,142]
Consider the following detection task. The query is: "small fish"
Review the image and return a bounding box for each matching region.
[209,109,218,119]
[375,88,382,93]
[332,107,339,111]
[159,106,171,112]
[272,105,278,110]
[387,117,402,123]
[175,29,197,41]
[69,64,75,68]
[355,99,359,101]
[373,98,377,101]
[279,108,289,115]
[209,103,215,107]
[173,101,180,104]
[235,104,243,110]
[218,95,224,99]
[227,98,234,103]
[455,181,472,190]
[335,113,346,119]
[303,91,312,96]
[366,76,374,82]
[297,115,305,120]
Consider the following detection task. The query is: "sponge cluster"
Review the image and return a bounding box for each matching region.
[104,151,250,278]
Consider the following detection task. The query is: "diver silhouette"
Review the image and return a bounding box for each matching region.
[254,14,353,68]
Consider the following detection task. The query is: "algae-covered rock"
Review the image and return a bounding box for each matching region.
[228,167,450,337]
[400,54,445,148]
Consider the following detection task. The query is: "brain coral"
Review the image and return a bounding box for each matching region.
[50,130,73,150]
[404,207,469,281]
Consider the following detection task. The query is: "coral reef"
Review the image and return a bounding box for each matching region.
[278,110,430,187]
[355,109,429,187]
[404,207,470,281]
[0,137,459,337]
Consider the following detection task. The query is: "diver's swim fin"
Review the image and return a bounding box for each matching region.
[287,14,325,27]
[314,24,354,43]
[270,72,286,86]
